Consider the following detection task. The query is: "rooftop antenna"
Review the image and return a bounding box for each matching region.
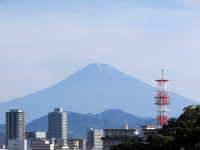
[124,121,128,129]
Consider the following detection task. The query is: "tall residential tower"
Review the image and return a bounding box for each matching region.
[6,109,26,150]
[6,109,25,143]
[48,108,67,146]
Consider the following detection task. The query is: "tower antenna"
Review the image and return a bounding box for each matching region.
[155,69,170,128]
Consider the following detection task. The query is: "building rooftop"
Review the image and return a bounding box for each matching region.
[54,108,62,112]
[9,109,22,112]
[141,126,156,129]
[104,129,139,131]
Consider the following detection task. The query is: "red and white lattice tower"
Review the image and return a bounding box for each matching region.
[155,69,170,128]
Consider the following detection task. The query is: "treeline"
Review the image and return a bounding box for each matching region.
[111,105,200,150]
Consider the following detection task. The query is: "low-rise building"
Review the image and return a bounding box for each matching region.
[68,139,86,150]
[31,138,69,150]
[26,132,47,139]
[26,132,47,148]
[8,139,27,150]
[67,140,79,150]
[78,139,86,150]
[31,139,54,150]
[54,145,69,150]
[140,126,157,143]
[101,129,139,150]
[0,145,6,149]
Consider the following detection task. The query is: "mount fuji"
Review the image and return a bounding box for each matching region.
[0,63,197,123]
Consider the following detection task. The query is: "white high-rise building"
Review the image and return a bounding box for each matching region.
[48,108,67,146]
[87,128,103,150]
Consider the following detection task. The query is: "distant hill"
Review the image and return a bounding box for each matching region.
[26,111,113,139]
[94,109,155,128]
[26,109,156,138]
[0,63,197,123]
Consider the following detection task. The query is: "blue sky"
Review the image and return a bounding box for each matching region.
[1,0,200,102]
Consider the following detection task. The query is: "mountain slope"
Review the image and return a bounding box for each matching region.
[0,63,197,123]
[0,124,5,145]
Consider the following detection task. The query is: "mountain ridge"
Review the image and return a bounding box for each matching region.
[26,109,156,138]
[0,63,198,123]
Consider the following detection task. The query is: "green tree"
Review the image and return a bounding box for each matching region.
[111,105,200,150]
